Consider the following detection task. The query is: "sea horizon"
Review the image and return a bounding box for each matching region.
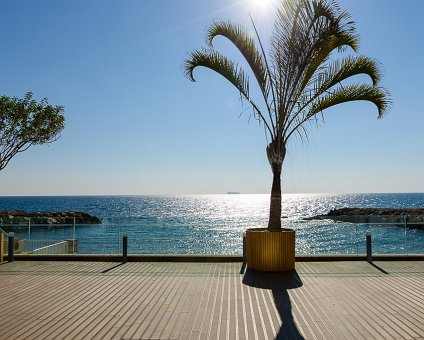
[1,191,424,198]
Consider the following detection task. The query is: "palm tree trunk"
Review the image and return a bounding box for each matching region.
[268,163,282,230]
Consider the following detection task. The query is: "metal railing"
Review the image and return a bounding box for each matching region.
[3,239,77,255]
[293,216,423,255]
[0,215,423,256]
[24,240,66,253]
[29,241,68,255]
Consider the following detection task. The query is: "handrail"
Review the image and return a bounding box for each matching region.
[0,227,8,237]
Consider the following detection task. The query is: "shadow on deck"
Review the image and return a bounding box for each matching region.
[243,269,304,340]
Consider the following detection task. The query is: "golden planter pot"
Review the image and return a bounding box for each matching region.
[246,228,295,272]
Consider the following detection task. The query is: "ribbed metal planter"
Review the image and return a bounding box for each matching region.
[246,228,295,272]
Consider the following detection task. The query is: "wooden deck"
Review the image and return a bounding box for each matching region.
[0,261,423,339]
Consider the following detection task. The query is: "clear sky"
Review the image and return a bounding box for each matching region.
[0,0,423,195]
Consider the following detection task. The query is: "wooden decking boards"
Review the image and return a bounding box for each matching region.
[0,261,423,339]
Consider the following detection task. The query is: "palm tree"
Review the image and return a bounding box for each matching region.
[185,0,390,230]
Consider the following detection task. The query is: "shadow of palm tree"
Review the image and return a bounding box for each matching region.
[243,269,305,340]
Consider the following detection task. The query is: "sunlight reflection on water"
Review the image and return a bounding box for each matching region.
[0,193,423,254]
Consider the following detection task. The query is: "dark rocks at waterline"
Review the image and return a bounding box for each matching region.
[308,208,424,229]
[0,210,102,225]
[326,208,424,218]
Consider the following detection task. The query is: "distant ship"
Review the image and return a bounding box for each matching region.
[227,191,240,194]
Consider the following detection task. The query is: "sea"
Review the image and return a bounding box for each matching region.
[0,193,423,255]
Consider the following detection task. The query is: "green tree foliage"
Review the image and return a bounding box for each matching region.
[0,92,65,171]
[185,0,391,230]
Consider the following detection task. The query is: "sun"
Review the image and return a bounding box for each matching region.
[250,0,276,12]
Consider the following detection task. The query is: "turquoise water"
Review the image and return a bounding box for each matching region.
[0,193,423,254]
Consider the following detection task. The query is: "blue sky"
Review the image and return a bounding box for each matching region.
[0,0,423,195]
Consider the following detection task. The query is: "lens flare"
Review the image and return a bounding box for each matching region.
[250,0,275,12]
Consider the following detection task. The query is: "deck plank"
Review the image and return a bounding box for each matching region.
[0,260,423,339]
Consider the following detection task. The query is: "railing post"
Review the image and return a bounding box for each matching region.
[8,232,15,262]
[0,233,4,263]
[404,216,408,255]
[73,217,76,242]
[242,232,247,264]
[65,239,78,254]
[366,231,372,263]
[355,215,358,255]
[123,233,128,263]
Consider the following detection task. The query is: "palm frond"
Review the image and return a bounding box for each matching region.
[309,84,391,118]
[185,0,391,167]
[298,32,359,94]
[272,0,359,132]
[319,55,382,90]
[184,49,274,137]
[185,49,249,96]
[206,21,270,102]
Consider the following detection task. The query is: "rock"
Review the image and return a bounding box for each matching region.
[308,208,424,229]
[324,208,424,219]
[0,210,101,225]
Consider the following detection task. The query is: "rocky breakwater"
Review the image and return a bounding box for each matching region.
[0,210,101,225]
[309,208,424,229]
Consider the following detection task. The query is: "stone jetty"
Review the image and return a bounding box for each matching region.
[0,210,101,225]
[309,208,424,229]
